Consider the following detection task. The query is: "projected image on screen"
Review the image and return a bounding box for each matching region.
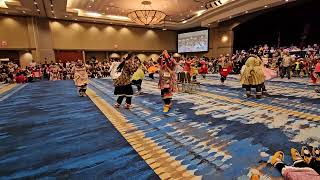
[178,30,209,53]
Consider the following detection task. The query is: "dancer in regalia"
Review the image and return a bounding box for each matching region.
[113,54,138,109]
[199,59,208,79]
[132,57,146,95]
[49,63,60,81]
[73,60,89,97]
[158,50,177,113]
[240,55,265,98]
[219,55,233,84]
[311,58,320,93]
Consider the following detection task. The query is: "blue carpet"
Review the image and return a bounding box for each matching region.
[0,81,158,180]
[89,77,320,179]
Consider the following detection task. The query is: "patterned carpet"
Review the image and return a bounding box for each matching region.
[0,75,319,179]
[0,81,158,180]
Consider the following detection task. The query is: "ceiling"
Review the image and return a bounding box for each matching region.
[0,0,296,30]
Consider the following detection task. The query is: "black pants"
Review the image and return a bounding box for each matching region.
[221,75,226,83]
[117,96,132,105]
[132,79,142,91]
[161,88,171,105]
[281,67,291,79]
[149,73,154,79]
[245,84,262,94]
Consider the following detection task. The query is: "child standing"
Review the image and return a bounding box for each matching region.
[73,60,89,97]
[158,50,177,113]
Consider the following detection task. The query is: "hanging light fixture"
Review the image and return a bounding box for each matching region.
[128,0,166,26]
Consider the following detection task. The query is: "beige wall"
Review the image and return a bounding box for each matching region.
[0,15,239,60]
[50,20,177,51]
[0,16,33,49]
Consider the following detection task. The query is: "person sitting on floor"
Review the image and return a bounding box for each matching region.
[270,146,320,180]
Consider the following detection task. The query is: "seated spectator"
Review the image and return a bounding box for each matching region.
[270,146,320,180]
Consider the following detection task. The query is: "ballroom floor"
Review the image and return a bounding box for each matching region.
[0,75,319,179]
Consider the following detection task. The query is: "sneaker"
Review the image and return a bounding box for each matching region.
[124,103,131,109]
[270,151,284,166]
[312,146,320,161]
[291,148,303,162]
[114,103,120,108]
[301,146,312,164]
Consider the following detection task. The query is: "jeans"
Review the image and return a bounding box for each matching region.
[281,66,291,79]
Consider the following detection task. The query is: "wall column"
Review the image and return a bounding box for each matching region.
[209,26,234,58]
[28,17,55,64]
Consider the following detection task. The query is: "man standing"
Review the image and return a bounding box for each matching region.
[281,50,292,79]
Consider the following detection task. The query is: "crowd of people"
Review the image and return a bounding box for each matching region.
[1,45,320,178]
[1,44,320,104]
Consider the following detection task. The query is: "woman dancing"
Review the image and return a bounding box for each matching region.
[113,54,138,109]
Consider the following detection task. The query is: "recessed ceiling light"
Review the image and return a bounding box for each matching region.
[75,18,77,20]
[34,1,37,5]
[65,15,68,17]
[54,16,56,18]
[182,20,187,23]
[201,5,204,8]
[229,16,232,19]
[89,5,92,8]
[50,4,53,7]
[162,28,167,31]
[245,10,249,13]
[37,9,40,12]
[51,10,54,13]
[208,24,210,26]
[264,5,268,8]
[22,11,26,13]
[285,0,289,1]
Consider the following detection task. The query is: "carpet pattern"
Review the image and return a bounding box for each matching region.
[0,81,158,180]
[89,75,320,179]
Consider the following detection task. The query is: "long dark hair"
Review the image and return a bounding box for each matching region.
[117,53,133,72]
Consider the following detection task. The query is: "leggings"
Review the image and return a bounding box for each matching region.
[132,79,142,91]
[117,96,132,105]
[79,85,87,93]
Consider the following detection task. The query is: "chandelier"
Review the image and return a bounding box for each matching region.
[128,1,166,26]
